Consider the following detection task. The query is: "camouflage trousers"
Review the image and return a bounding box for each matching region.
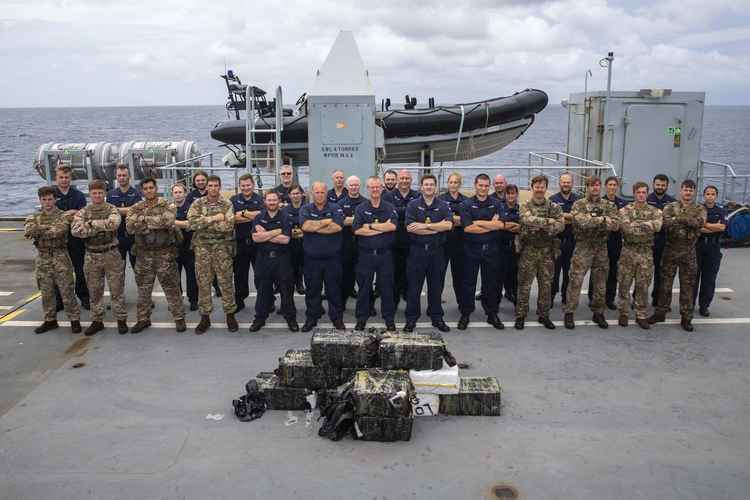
[194,244,236,315]
[617,245,653,319]
[134,250,185,322]
[516,247,555,319]
[84,248,126,322]
[565,243,609,314]
[36,251,80,322]
[656,246,697,319]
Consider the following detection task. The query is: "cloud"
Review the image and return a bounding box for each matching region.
[0,0,748,107]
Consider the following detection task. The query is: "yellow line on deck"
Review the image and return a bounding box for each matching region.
[0,228,23,232]
[0,309,25,323]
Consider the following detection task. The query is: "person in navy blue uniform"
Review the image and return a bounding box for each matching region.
[498,184,521,306]
[273,164,296,205]
[589,176,628,309]
[648,174,676,305]
[353,176,398,331]
[52,164,89,310]
[457,173,506,330]
[231,173,264,313]
[404,174,453,332]
[287,185,306,295]
[439,173,466,311]
[340,176,366,309]
[327,169,349,205]
[383,169,420,311]
[107,165,142,270]
[248,191,298,332]
[695,185,727,317]
[299,181,346,332]
[171,183,198,310]
[185,170,209,206]
[550,172,579,306]
[383,169,398,193]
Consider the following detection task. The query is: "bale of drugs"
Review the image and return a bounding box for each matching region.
[355,415,413,442]
[276,349,342,389]
[310,328,380,368]
[352,369,414,418]
[255,372,311,411]
[409,362,460,394]
[379,332,445,370]
[438,376,502,416]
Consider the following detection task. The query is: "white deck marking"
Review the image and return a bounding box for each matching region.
[0,306,12,310]
[580,288,733,294]
[0,292,14,296]
[3,318,750,329]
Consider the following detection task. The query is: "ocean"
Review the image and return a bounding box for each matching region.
[1,105,749,216]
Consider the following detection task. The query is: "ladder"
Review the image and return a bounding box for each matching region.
[246,85,284,188]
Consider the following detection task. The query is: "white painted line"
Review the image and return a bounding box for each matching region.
[3,318,750,329]
[0,306,12,310]
[103,291,427,298]
[0,292,13,296]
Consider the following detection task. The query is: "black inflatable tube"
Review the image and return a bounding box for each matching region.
[210,89,548,145]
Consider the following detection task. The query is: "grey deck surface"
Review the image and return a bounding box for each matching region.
[1,223,748,500]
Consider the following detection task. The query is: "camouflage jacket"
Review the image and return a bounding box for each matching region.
[126,197,180,253]
[187,196,235,247]
[24,207,69,252]
[662,201,707,249]
[571,196,619,244]
[619,202,663,247]
[519,198,564,248]
[71,202,121,250]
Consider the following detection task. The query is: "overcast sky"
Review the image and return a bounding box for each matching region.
[1,0,748,108]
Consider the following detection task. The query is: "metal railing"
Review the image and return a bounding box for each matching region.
[697,160,750,204]
[377,151,617,193]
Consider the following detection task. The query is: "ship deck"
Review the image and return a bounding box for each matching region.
[0,221,748,500]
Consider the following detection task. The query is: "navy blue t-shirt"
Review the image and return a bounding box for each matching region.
[54,186,87,212]
[439,191,466,236]
[459,195,502,246]
[340,194,367,236]
[701,203,727,247]
[327,187,348,206]
[174,199,193,250]
[405,196,452,247]
[253,208,292,255]
[107,186,142,240]
[185,188,206,206]
[499,202,520,246]
[550,191,580,239]
[231,192,264,242]
[299,201,344,258]
[352,200,398,250]
[383,188,420,248]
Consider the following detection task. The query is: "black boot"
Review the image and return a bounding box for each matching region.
[538,316,555,330]
[457,315,470,330]
[301,320,317,333]
[592,313,608,329]
[403,321,416,333]
[130,320,151,334]
[514,316,525,330]
[117,320,129,334]
[564,313,575,329]
[681,316,694,332]
[286,318,299,332]
[618,315,628,327]
[70,320,82,334]
[84,321,104,336]
[226,313,239,332]
[385,321,397,332]
[354,319,366,331]
[636,318,651,330]
[175,319,186,332]
[195,315,211,335]
[486,314,504,330]
[648,312,666,324]
[248,318,265,332]
[332,319,346,331]
[432,319,450,332]
[34,321,58,334]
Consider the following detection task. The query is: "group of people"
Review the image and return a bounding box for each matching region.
[25,162,726,336]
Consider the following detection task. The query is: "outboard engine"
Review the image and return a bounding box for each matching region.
[34,140,200,184]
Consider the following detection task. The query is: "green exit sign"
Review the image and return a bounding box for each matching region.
[666,127,681,136]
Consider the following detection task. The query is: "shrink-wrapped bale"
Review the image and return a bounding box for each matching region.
[351,369,414,418]
[438,376,502,416]
[355,415,413,442]
[276,349,342,389]
[310,328,380,368]
[255,372,311,411]
[379,332,445,370]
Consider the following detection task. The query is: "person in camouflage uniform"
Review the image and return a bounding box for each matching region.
[649,179,707,331]
[24,186,82,334]
[125,178,186,334]
[71,180,128,336]
[515,175,564,330]
[617,182,663,329]
[564,177,619,329]
[187,175,238,334]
